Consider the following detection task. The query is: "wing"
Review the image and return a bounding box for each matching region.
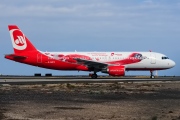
[75,58,111,69]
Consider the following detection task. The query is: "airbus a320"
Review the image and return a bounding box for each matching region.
[5,25,176,79]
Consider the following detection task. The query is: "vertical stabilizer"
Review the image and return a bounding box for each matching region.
[8,25,37,54]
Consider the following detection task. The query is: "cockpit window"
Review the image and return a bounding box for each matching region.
[162,56,169,60]
[134,53,143,59]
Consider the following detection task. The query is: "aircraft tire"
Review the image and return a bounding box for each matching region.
[91,74,97,79]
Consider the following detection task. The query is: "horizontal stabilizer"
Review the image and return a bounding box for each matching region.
[5,54,27,59]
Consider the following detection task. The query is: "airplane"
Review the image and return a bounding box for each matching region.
[5,25,176,79]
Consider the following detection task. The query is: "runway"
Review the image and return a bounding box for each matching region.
[0,76,179,85]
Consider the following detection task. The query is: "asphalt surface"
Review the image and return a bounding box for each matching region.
[0,76,179,85]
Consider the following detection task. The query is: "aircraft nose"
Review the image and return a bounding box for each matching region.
[170,60,176,68]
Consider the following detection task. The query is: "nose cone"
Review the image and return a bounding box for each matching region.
[170,60,176,68]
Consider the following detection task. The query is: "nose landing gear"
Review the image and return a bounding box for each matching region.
[150,71,155,79]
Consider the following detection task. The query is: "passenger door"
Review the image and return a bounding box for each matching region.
[150,54,156,64]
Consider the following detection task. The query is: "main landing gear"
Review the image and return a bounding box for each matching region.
[89,72,98,79]
[150,71,155,79]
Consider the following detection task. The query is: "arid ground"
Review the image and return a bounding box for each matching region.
[1,82,180,120]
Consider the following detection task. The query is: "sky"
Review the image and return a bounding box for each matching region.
[0,0,180,76]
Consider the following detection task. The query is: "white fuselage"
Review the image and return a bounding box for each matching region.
[41,51,175,71]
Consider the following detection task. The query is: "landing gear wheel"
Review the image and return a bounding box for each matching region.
[91,74,97,79]
[150,75,155,79]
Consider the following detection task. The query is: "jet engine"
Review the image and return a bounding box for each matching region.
[102,66,125,76]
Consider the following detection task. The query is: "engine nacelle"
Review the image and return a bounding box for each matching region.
[102,66,125,76]
[76,65,89,71]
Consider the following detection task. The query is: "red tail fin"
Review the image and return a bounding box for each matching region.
[8,25,37,54]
